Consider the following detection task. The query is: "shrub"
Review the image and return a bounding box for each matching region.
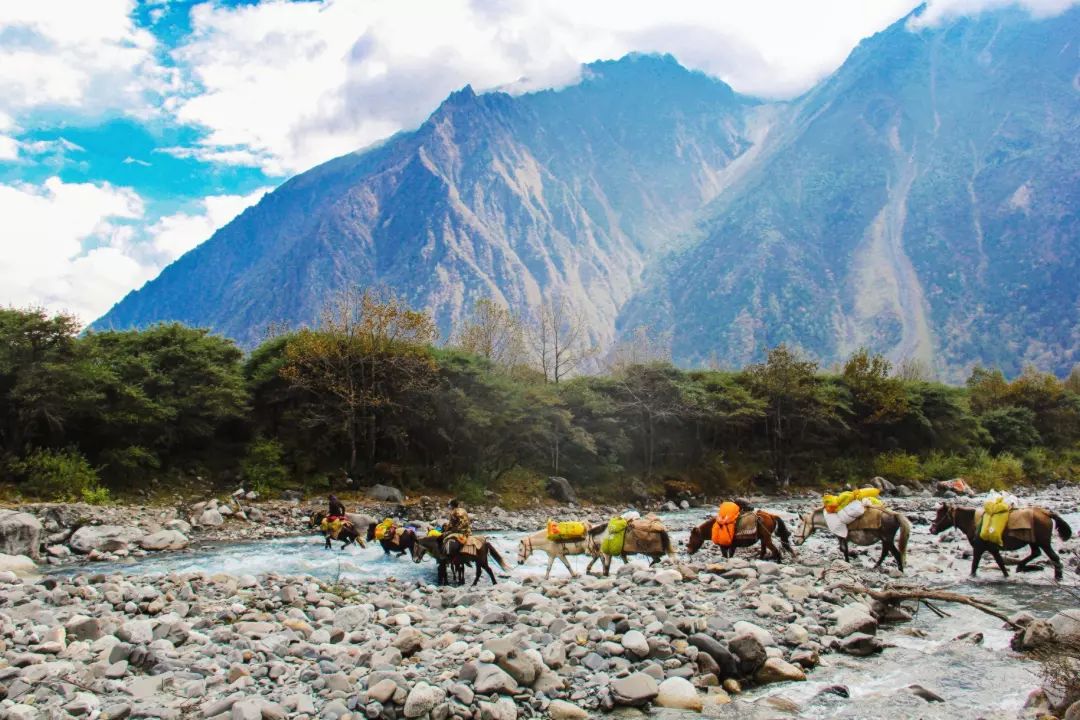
[450,474,487,506]
[492,467,545,510]
[920,451,969,481]
[11,448,105,502]
[874,452,922,482]
[241,438,289,496]
[99,445,160,484]
[80,485,111,505]
[965,449,1025,491]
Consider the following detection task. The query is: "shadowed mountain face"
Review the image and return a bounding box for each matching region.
[95,8,1080,378]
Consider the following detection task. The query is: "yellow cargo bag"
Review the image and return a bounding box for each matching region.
[601,517,628,555]
[374,518,394,540]
[979,498,1011,545]
[547,519,587,541]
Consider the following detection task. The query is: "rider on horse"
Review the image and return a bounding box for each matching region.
[440,500,472,553]
[321,494,349,539]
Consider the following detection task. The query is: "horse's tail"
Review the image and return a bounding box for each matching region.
[660,530,674,558]
[773,516,794,554]
[488,543,512,572]
[896,512,912,566]
[1049,510,1073,542]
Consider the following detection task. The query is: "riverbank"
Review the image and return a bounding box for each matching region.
[0,489,1077,719]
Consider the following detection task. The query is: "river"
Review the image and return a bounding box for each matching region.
[50,500,1080,719]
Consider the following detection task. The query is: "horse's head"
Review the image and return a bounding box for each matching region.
[687,525,705,555]
[413,537,433,563]
[310,511,325,529]
[929,503,954,535]
[517,538,531,565]
[365,523,377,542]
[793,511,817,546]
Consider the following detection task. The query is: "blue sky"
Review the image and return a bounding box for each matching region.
[1,0,1073,324]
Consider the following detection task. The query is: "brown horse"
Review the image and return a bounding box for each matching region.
[687,511,793,560]
[929,503,1072,581]
[310,511,365,550]
[413,535,510,586]
[365,523,418,558]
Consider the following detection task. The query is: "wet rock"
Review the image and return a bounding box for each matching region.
[907,685,945,703]
[688,634,738,678]
[754,657,806,684]
[816,685,849,699]
[831,605,878,638]
[611,672,659,706]
[836,633,884,656]
[1012,619,1057,650]
[1049,609,1080,641]
[729,633,767,675]
[656,677,702,711]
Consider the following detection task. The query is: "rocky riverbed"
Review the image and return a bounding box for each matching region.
[0,486,1078,720]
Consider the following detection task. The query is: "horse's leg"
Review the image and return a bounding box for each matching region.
[1042,541,1063,581]
[545,554,555,580]
[585,555,598,575]
[472,559,483,586]
[484,557,498,585]
[988,547,1009,577]
[560,553,577,578]
[1015,544,1041,572]
[324,536,331,550]
[874,540,889,569]
[840,539,850,563]
[603,555,611,577]
[971,546,985,577]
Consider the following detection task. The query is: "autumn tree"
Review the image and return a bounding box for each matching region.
[529,295,595,383]
[279,288,438,474]
[453,298,526,370]
[606,325,671,374]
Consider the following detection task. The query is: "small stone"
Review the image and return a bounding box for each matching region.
[546,700,588,720]
[656,677,702,711]
[610,672,659,706]
[403,682,445,718]
[754,657,806,684]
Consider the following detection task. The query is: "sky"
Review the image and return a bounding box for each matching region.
[1,0,1076,326]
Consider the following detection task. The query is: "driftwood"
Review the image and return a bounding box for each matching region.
[831,582,1021,630]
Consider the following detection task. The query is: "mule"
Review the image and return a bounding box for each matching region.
[929,503,1072,581]
[687,511,793,560]
[585,522,676,577]
[310,511,365,550]
[518,526,595,579]
[365,523,418,558]
[794,506,911,571]
[413,535,510,586]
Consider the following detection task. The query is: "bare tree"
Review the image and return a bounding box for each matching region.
[606,324,672,374]
[453,298,526,369]
[894,357,932,382]
[528,295,596,383]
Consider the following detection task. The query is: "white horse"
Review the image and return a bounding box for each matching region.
[584,522,676,577]
[517,527,595,579]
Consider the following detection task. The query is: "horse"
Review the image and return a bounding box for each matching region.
[794,506,911,572]
[584,521,676,577]
[413,535,511,586]
[310,511,365,550]
[687,511,793,560]
[517,526,595,579]
[929,502,1072,581]
[365,523,418,558]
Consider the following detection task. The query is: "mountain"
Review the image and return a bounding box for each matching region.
[621,6,1080,379]
[95,7,1080,378]
[96,55,760,350]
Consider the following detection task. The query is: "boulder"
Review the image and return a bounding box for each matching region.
[831,605,878,638]
[688,634,739,678]
[836,633,884,656]
[731,621,774,646]
[611,672,659,706]
[473,664,518,695]
[547,700,588,720]
[621,630,650,658]
[1012,619,1057,651]
[1064,700,1080,720]
[754,658,806,684]
[935,478,975,497]
[198,508,224,527]
[0,510,42,560]
[656,677,702,711]
[478,698,517,720]
[403,683,445,718]
[367,484,404,503]
[546,476,578,504]
[69,525,144,554]
[138,530,189,551]
[728,633,767,675]
[869,476,897,493]
[1049,609,1080,641]
[0,553,36,576]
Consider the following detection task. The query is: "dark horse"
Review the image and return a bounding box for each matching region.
[365,523,418,558]
[794,506,911,572]
[413,535,510,586]
[929,502,1072,581]
[687,511,793,560]
[310,511,364,550]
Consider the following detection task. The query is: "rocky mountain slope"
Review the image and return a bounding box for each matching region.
[95,7,1080,378]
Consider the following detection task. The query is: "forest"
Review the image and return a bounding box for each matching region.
[3,289,1080,505]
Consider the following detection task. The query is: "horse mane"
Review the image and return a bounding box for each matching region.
[588,524,607,537]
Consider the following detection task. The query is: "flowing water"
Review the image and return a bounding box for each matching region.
[50,503,1080,719]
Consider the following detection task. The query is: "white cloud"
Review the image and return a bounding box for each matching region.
[145,187,271,264]
[912,0,1079,26]
[0,136,18,161]
[0,177,269,324]
[0,0,171,118]
[166,0,927,174]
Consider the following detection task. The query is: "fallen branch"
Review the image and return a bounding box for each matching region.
[830,582,1020,630]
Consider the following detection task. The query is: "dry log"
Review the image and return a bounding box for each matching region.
[830,582,1020,629]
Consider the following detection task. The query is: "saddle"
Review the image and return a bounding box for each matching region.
[735,512,760,539]
[846,506,885,532]
[623,515,668,554]
[443,533,485,557]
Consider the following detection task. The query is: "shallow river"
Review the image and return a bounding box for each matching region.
[52,503,1080,719]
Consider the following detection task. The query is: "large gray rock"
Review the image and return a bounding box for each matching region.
[611,672,659,706]
[1049,609,1080,641]
[69,525,144,554]
[473,664,518,695]
[621,630,650,659]
[546,477,578,504]
[836,633,884,656]
[656,677,702,711]
[728,633,767,675]
[367,484,404,503]
[688,634,738,678]
[0,510,42,560]
[832,605,878,638]
[403,682,444,718]
[198,508,224,527]
[138,530,189,551]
